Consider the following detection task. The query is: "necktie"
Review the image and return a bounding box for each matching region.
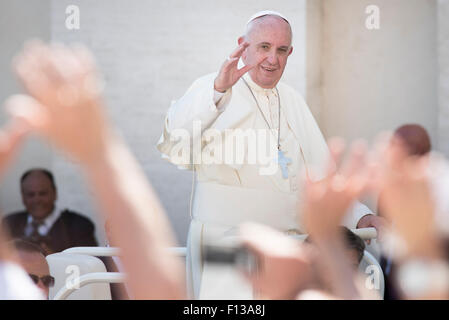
[29,220,43,243]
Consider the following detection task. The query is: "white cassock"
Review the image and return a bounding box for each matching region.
[157,72,372,299]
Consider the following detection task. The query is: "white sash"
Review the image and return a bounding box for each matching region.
[192,181,301,232]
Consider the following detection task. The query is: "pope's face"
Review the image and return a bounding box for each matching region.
[241,16,293,89]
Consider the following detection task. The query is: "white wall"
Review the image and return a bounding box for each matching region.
[305,0,323,122]
[319,0,438,147]
[305,0,439,211]
[0,0,54,224]
[438,0,449,156]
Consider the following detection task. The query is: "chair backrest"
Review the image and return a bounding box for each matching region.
[52,272,126,300]
[359,250,385,299]
[48,246,187,300]
[46,252,111,300]
[63,246,187,258]
[63,247,120,257]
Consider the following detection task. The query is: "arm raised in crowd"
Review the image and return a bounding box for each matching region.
[8,41,185,299]
[240,139,380,300]
[376,142,448,299]
[240,223,313,300]
[301,138,377,299]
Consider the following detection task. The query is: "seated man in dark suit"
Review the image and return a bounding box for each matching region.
[2,168,98,255]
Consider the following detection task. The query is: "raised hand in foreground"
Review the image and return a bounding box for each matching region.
[8,41,185,299]
[302,138,378,299]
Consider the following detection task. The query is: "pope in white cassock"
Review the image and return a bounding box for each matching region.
[158,11,384,299]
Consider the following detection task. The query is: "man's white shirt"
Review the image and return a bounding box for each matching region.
[24,206,62,237]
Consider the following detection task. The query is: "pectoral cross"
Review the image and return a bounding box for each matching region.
[278,149,292,179]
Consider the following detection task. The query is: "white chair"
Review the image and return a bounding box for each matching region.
[52,272,126,300]
[63,247,120,257]
[49,246,187,300]
[46,253,113,300]
[62,246,187,258]
[359,250,385,299]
